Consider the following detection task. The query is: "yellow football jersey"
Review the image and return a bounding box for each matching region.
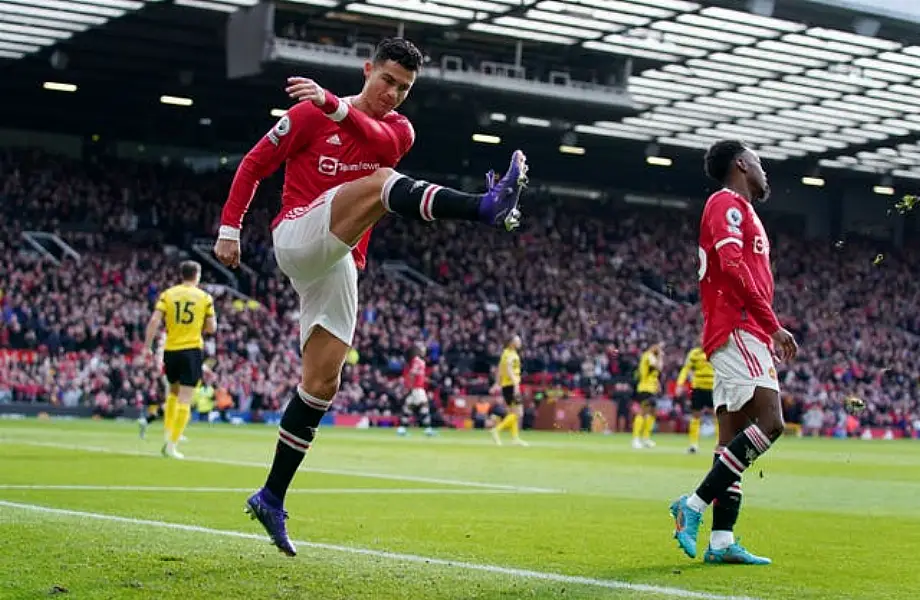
[498,347,521,388]
[676,347,715,391]
[155,284,215,351]
[636,349,661,394]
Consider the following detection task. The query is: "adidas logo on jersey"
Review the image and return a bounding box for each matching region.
[326,134,341,146]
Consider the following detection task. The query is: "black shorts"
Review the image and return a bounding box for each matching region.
[163,349,203,387]
[690,389,714,411]
[502,385,519,406]
[636,391,655,407]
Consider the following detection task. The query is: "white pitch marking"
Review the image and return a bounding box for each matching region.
[0,500,762,600]
[0,485,518,495]
[0,439,562,494]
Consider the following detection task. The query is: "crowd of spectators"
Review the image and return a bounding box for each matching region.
[1,148,918,437]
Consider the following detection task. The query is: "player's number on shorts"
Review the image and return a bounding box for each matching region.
[697,247,708,281]
[174,301,196,325]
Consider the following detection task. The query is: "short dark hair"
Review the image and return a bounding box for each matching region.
[373,37,423,72]
[180,260,201,281]
[704,139,747,184]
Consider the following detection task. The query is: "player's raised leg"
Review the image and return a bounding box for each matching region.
[322,152,527,253]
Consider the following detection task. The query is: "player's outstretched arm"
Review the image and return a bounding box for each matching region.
[286,77,413,165]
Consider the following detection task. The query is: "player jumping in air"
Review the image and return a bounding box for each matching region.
[213,38,528,557]
[143,261,217,459]
[670,140,798,565]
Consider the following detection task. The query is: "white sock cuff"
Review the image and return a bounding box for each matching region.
[710,530,735,550]
[687,493,709,513]
[380,171,405,212]
[297,386,332,411]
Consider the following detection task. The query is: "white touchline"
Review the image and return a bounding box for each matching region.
[0,439,561,494]
[0,485,521,495]
[0,500,762,600]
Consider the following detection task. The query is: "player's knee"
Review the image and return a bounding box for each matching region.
[300,371,341,401]
[763,416,785,442]
[367,167,395,192]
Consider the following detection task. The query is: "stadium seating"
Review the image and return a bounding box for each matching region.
[1,149,918,436]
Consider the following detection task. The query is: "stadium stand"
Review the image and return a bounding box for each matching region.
[1,149,917,437]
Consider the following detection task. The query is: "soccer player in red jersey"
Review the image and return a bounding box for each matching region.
[213,38,527,557]
[398,344,432,436]
[670,140,798,565]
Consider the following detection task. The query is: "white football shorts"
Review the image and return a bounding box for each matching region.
[272,185,357,350]
[710,329,780,413]
[405,388,428,408]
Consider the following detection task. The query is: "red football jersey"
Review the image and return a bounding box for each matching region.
[220,93,415,270]
[404,356,426,390]
[698,188,781,358]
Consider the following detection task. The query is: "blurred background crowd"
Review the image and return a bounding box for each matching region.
[2,148,918,438]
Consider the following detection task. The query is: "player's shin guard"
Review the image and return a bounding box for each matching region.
[264,387,331,504]
[691,425,771,507]
[381,172,480,222]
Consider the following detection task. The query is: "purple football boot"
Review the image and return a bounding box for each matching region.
[245,488,296,557]
[479,149,528,231]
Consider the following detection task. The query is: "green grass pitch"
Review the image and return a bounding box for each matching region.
[1,419,918,599]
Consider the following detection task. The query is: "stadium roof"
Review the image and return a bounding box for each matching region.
[1,0,919,183]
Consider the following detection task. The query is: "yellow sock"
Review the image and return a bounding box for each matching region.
[495,414,512,432]
[689,417,701,447]
[164,393,179,437]
[170,403,191,444]
[508,413,520,439]
[642,415,656,440]
[632,414,644,439]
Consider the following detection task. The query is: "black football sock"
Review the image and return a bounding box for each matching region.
[381,173,480,222]
[263,387,331,504]
[711,446,742,532]
[693,424,772,505]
